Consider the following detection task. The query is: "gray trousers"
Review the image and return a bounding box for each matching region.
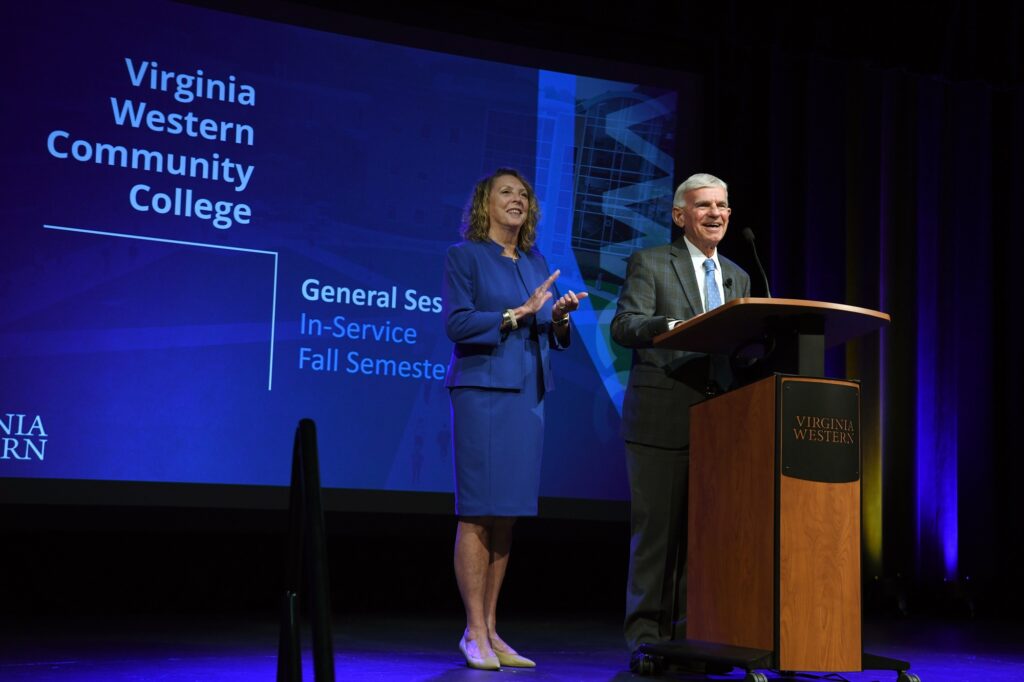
[624,440,689,652]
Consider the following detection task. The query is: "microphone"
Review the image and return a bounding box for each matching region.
[741,228,772,298]
[724,277,733,288]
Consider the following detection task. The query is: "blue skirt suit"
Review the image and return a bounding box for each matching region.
[442,239,568,517]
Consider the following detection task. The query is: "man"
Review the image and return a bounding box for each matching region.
[611,173,751,663]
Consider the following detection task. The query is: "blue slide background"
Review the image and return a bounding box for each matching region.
[1,1,679,502]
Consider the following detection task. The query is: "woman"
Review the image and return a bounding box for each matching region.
[442,168,586,670]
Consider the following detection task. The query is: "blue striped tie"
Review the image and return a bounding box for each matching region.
[704,258,721,311]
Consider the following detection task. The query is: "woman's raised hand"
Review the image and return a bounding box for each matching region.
[520,269,561,315]
[552,289,588,321]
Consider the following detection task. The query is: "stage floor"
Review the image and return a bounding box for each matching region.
[2,614,1021,681]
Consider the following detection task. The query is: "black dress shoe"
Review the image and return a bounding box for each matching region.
[629,649,663,675]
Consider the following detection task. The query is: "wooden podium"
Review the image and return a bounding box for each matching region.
[633,299,919,682]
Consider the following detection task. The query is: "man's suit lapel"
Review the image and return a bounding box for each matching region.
[721,259,742,303]
[669,240,703,316]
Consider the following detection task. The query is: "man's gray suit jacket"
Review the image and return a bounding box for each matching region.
[611,236,751,449]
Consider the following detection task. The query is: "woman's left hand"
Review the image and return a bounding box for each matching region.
[552,290,588,322]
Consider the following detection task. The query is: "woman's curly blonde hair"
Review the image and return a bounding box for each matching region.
[461,168,540,252]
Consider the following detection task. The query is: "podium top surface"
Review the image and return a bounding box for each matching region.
[653,297,890,354]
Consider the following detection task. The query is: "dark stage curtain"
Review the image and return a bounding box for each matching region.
[703,42,1024,614]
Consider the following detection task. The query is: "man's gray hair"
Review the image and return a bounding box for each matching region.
[673,173,728,208]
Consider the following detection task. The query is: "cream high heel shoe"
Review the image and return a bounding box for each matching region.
[495,649,536,668]
[459,635,500,670]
